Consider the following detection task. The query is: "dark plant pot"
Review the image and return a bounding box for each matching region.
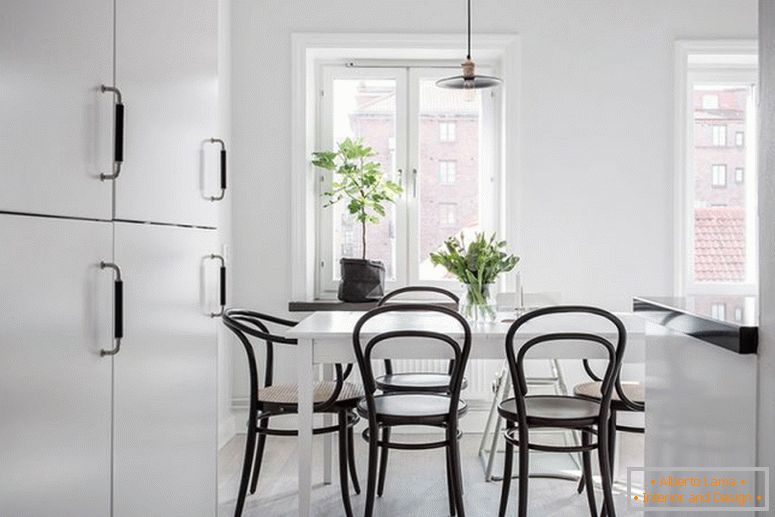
[337,258,385,302]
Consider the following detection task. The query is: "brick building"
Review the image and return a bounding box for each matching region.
[692,87,749,282]
[338,81,481,279]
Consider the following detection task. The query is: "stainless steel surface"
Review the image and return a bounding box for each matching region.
[0,0,113,219]
[0,215,113,517]
[112,223,218,517]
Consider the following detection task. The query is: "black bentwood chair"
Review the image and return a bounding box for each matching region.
[223,309,364,517]
[376,286,462,394]
[574,362,645,517]
[375,286,467,497]
[353,304,472,517]
[497,306,627,517]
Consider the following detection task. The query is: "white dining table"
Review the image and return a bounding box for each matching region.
[286,310,645,517]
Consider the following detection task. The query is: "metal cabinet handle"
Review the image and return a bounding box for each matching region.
[100,261,123,356]
[208,254,226,317]
[100,85,124,181]
[412,168,418,198]
[208,138,227,201]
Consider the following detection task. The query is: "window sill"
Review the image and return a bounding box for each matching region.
[288,299,458,312]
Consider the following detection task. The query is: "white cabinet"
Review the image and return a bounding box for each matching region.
[112,222,219,517]
[0,0,114,220]
[114,0,222,227]
[1,1,224,514]
[0,215,114,517]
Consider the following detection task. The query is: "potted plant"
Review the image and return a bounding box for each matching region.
[430,233,519,322]
[312,138,402,302]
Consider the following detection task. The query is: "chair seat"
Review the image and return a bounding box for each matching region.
[499,395,601,425]
[357,393,467,423]
[258,381,364,407]
[376,372,468,393]
[574,381,645,409]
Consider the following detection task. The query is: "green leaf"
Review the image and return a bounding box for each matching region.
[427,232,520,286]
[311,137,404,257]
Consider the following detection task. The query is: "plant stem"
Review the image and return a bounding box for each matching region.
[361,218,367,259]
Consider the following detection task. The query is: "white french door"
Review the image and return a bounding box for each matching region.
[317,65,499,297]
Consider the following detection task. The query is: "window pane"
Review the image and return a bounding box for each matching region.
[692,85,753,283]
[331,78,397,280]
[417,80,483,280]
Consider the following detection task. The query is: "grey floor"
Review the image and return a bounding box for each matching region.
[219,428,643,517]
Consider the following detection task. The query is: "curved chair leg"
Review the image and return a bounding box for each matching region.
[448,428,466,517]
[517,426,530,517]
[445,446,457,516]
[347,425,361,494]
[337,410,354,517]
[600,411,617,517]
[234,420,257,517]
[249,416,269,494]
[364,424,380,517]
[598,423,617,517]
[498,422,515,517]
[377,426,391,497]
[581,430,598,517]
[577,472,586,494]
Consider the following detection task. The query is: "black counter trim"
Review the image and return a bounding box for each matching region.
[633,297,758,354]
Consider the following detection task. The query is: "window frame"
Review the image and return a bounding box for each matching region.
[289,33,520,302]
[314,63,501,297]
[439,121,457,142]
[676,44,759,297]
[438,159,457,185]
[711,164,727,188]
[711,125,727,147]
[438,202,458,227]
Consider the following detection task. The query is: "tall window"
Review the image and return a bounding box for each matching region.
[438,202,458,226]
[681,51,758,296]
[711,125,727,146]
[438,160,457,185]
[316,65,499,295]
[711,164,727,187]
[439,121,456,142]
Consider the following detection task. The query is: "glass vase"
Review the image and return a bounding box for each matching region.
[459,283,497,323]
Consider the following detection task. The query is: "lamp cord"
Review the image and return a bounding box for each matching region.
[467,0,471,59]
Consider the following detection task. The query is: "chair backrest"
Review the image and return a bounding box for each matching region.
[377,286,459,306]
[504,305,627,425]
[223,308,351,412]
[377,286,460,375]
[580,359,644,411]
[352,304,472,423]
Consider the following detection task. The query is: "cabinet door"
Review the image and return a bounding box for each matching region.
[0,0,113,219]
[114,0,220,227]
[113,222,218,517]
[0,215,113,517]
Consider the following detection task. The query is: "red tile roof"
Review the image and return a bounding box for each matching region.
[694,207,746,282]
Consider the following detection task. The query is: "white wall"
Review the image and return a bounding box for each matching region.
[757,0,775,495]
[226,0,758,410]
